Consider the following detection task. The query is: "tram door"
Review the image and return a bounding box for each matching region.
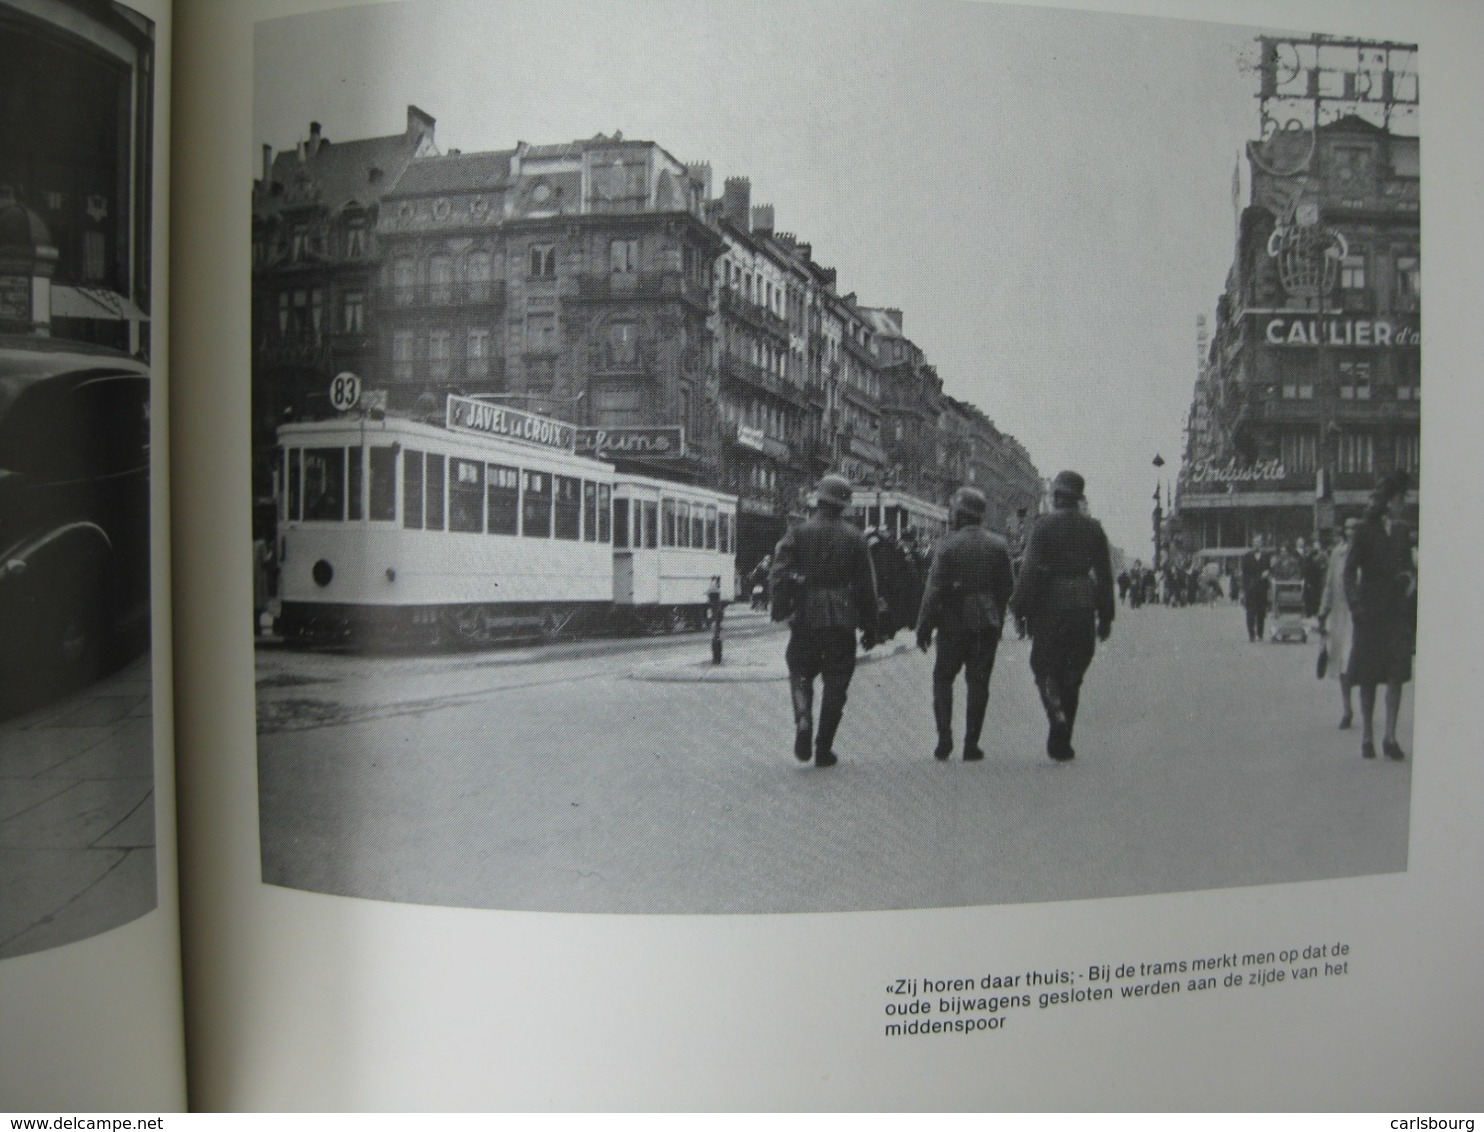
[613,496,635,603]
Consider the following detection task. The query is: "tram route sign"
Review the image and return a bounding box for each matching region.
[446,393,576,452]
[575,426,685,460]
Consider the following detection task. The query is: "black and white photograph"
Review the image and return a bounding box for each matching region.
[250,0,1420,915]
[0,0,157,958]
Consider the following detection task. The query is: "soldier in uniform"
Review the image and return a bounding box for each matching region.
[769,474,880,768]
[915,487,1015,761]
[1008,470,1115,761]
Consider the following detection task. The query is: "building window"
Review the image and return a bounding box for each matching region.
[290,228,310,262]
[345,225,368,258]
[1396,255,1420,305]
[605,322,639,368]
[1280,430,1318,473]
[525,312,557,353]
[394,258,416,305]
[1338,432,1375,475]
[429,255,453,304]
[610,239,638,275]
[343,291,365,334]
[467,250,492,299]
[1339,254,1366,291]
[429,329,452,380]
[1339,358,1372,400]
[1395,432,1420,474]
[529,244,556,278]
[467,329,491,378]
[393,330,415,382]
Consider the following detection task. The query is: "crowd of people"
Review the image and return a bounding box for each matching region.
[748,467,1415,769]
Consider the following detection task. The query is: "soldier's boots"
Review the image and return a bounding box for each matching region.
[932,681,954,760]
[790,676,814,763]
[1040,677,1075,761]
[814,708,843,768]
[964,685,989,762]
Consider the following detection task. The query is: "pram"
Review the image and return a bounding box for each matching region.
[1269,578,1308,643]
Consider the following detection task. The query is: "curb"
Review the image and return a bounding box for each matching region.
[630,638,916,683]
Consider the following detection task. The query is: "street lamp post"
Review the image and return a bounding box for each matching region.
[1152,454,1166,572]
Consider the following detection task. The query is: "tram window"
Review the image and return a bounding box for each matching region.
[449,458,485,533]
[598,484,611,542]
[642,501,658,548]
[369,447,397,521]
[613,497,630,548]
[554,475,581,540]
[286,448,302,522]
[719,511,732,554]
[523,470,552,538]
[662,499,676,547]
[676,501,690,548]
[487,464,519,535]
[348,445,364,521]
[403,450,424,529]
[705,505,718,550]
[426,454,446,531]
[304,447,346,521]
[582,481,598,542]
[691,504,705,549]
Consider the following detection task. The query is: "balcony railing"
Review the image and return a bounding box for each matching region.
[719,287,790,340]
[379,279,507,309]
[259,334,331,369]
[572,271,711,311]
[719,353,810,409]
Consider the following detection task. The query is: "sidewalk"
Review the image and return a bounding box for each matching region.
[0,653,156,959]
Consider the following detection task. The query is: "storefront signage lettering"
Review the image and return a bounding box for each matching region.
[736,425,767,452]
[576,426,686,459]
[1188,458,1288,485]
[446,394,574,451]
[1263,316,1421,348]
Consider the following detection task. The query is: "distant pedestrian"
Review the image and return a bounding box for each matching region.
[1008,470,1115,761]
[1344,472,1417,760]
[916,487,1015,761]
[769,474,879,768]
[1317,517,1359,729]
[1240,534,1272,641]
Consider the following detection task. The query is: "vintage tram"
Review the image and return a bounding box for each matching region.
[275,396,736,648]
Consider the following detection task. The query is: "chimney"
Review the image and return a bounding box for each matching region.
[885,308,904,332]
[722,176,750,229]
[261,144,273,184]
[686,161,713,199]
[751,204,774,237]
[308,121,323,158]
[406,104,436,141]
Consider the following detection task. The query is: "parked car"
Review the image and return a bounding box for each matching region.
[0,336,151,716]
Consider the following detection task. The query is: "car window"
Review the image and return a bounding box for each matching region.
[0,371,149,479]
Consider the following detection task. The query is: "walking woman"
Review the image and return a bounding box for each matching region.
[1317,517,1359,729]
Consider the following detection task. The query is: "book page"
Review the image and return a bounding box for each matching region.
[174,0,1481,1108]
[0,0,186,1112]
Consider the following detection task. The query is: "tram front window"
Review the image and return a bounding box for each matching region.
[369,447,397,521]
[304,447,346,521]
[613,498,630,549]
[554,475,581,540]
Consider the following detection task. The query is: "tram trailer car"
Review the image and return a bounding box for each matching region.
[611,474,738,634]
[275,411,736,648]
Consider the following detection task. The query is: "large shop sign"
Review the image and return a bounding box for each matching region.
[1187,457,1288,488]
[1261,314,1421,348]
[446,394,575,451]
[575,426,686,460]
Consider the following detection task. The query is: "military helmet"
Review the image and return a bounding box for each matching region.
[814,474,853,508]
[1050,469,1086,501]
[949,486,988,522]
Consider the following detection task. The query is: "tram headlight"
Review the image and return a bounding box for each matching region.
[312,559,334,587]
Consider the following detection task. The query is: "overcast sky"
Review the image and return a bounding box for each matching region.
[253,0,1388,555]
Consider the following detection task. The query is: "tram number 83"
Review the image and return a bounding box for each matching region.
[329,372,362,413]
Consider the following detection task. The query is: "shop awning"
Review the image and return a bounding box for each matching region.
[50,285,150,322]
